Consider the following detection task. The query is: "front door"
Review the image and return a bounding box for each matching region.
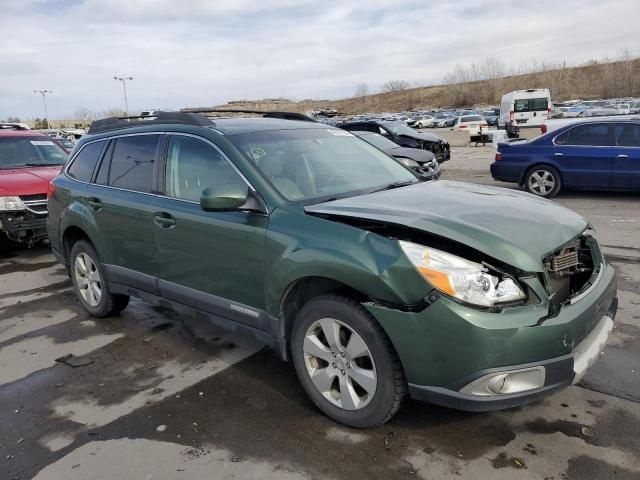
[84,134,161,292]
[552,123,613,188]
[151,134,270,329]
[611,123,640,188]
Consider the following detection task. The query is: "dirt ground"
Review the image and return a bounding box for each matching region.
[1,146,639,480]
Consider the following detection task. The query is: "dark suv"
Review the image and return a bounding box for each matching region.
[337,120,451,163]
[48,112,616,427]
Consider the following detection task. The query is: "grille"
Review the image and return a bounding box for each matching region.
[19,194,47,202]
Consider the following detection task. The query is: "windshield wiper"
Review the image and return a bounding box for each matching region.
[371,180,418,193]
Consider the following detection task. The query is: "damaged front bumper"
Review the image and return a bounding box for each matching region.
[0,211,48,245]
[365,261,617,412]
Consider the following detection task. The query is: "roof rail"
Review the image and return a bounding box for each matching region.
[182,109,317,123]
[0,123,29,130]
[87,111,216,134]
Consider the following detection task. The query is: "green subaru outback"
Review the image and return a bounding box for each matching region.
[47,112,617,427]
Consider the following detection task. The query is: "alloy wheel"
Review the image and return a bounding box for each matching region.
[302,318,377,410]
[74,252,102,307]
[528,169,556,196]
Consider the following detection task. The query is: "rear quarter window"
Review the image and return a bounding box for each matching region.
[67,141,105,182]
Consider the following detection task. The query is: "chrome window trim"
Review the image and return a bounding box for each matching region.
[551,120,640,147]
[63,131,268,213]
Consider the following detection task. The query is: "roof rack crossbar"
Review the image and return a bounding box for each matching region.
[181,109,317,123]
[87,111,216,134]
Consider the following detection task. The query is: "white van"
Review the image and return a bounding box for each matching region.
[499,89,551,137]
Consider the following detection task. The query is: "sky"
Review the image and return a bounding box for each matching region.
[1,0,638,119]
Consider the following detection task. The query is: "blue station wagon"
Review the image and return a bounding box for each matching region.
[490,120,640,197]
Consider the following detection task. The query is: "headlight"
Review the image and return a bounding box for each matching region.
[399,241,525,307]
[398,158,419,168]
[0,196,25,211]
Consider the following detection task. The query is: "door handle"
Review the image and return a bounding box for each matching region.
[617,154,629,158]
[153,212,176,229]
[86,197,103,211]
[554,153,564,156]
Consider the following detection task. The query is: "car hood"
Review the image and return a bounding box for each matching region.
[305,180,588,272]
[387,147,435,164]
[399,131,444,143]
[0,166,62,196]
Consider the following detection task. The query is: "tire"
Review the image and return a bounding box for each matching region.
[291,294,406,428]
[69,240,130,317]
[524,165,562,198]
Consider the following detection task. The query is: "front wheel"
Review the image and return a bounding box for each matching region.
[69,240,130,317]
[524,165,562,198]
[291,295,406,428]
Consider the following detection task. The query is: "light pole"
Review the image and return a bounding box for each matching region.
[33,90,52,129]
[113,76,133,116]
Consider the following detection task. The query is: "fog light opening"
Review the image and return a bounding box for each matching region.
[460,366,546,397]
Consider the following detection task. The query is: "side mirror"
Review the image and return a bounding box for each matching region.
[200,183,248,212]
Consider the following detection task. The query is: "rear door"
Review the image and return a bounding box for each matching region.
[611,123,640,188]
[84,133,161,291]
[514,97,549,127]
[552,123,613,188]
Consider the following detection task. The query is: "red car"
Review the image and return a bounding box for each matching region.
[0,125,68,247]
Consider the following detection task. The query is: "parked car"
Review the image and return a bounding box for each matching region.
[53,137,75,151]
[452,115,488,139]
[482,109,499,126]
[352,131,440,180]
[337,119,450,163]
[413,116,435,128]
[491,119,640,197]
[48,112,617,427]
[0,124,68,246]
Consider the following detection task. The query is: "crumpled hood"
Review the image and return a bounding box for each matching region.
[305,180,588,272]
[401,131,444,143]
[388,147,435,164]
[0,166,62,196]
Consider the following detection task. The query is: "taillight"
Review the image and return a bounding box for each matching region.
[47,181,57,199]
[541,124,548,134]
[481,123,488,127]
[459,125,467,128]
[547,108,552,118]
[495,152,503,161]
[509,111,514,124]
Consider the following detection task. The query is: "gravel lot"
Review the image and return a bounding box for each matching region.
[1,147,639,480]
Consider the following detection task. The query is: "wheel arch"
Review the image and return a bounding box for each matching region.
[61,225,96,272]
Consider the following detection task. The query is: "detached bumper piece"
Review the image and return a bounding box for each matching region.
[0,211,48,246]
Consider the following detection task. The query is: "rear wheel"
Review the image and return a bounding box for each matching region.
[69,240,129,317]
[524,165,562,198]
[291,294,405,428]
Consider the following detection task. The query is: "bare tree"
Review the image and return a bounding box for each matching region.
[381,80,410,93]
[354,83,369,102]
[73,107,94,127]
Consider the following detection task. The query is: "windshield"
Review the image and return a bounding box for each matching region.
[384,122,417,136]
[229,128,417,202]
[0,137,68,169]
[358,132,399,150]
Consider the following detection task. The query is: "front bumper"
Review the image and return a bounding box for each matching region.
[366,261,617,412]
[0,211,48,244]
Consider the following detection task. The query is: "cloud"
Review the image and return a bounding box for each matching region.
[0,0,638,118]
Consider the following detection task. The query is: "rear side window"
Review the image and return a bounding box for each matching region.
[108,135,160,193]
[514,98,548,112]
[67,141,105,182]
[461,115,483,122]
[566,124,612,146]
[615,124,640,147]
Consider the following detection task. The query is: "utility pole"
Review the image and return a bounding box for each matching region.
[33,90,52,129]
[113,76,134,116]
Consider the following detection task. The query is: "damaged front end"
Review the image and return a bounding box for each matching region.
[0,194,49,246]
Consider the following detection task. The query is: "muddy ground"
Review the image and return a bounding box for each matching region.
[1,146,639,480]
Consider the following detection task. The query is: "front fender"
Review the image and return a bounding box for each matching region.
[263,206,431,318]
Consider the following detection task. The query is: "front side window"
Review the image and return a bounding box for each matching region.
[615,124,640,147]
[0,136,67,169]
[165,135,245,202]
[108,135,160,193]
[566,124,612,146]
[68,141,105,182]
[229,128,417,202]
[514,98,549,113]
